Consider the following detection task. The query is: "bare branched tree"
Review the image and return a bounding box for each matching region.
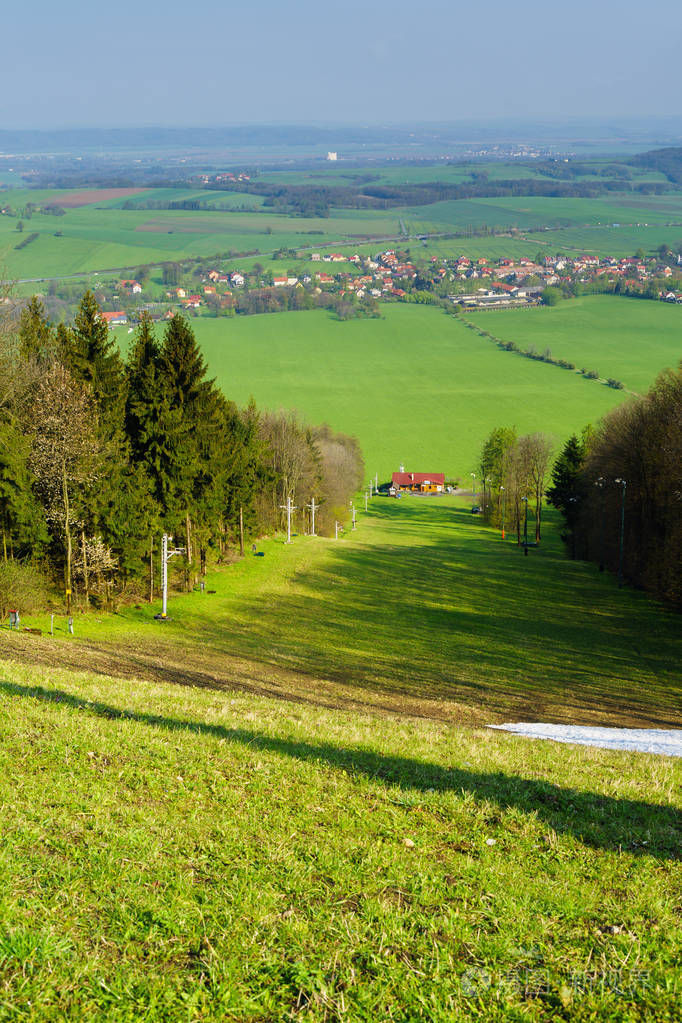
[27,363,101,610]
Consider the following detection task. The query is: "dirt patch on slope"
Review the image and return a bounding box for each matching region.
[0,630,677,732]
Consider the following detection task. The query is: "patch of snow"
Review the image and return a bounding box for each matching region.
[488,723,682,757]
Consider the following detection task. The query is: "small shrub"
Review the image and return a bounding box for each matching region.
[606,378,625,390]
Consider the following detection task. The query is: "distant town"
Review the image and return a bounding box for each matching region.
[90,244,682,329]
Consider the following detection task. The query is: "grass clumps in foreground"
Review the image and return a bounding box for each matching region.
[1,660,681,1020]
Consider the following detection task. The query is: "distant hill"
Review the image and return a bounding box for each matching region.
[631,147,682,184]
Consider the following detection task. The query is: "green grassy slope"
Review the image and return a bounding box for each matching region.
[1,497,680,1021]
[116,305,632,479]
[18,497,682,728]
[469,296,682,394]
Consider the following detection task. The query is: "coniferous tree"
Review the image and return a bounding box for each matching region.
[18,297,55,364]
[0,411,47,559]
[66,290,126,428]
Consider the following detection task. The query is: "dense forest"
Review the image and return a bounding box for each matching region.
[192,176,670,218]
[0,294,364,615]
[478,364,682,607]
[548,365,681,606]
[631,147,682,185]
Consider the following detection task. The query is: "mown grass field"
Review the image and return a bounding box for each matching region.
[113,303,639,480]
[469,295,682,395]
[1,497,681,1020]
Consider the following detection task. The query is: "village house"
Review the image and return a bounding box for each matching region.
[391,472,445,495]
[101,311,127,327]
[120,279,142,294]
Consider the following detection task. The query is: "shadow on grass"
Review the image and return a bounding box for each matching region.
[191,499,682,726]
[3,678,681,860]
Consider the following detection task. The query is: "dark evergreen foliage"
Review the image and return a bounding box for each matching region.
[6,293,363,608]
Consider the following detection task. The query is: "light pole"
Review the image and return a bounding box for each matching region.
[471,472,476,511]
[522,496,529,556]
[595,477,605,570]
[500,486,505,539]
[615,478,627,587]
[484,476,491,517]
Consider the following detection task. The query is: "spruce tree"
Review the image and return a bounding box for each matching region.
[18,297,55,364]
[66,290,126,427]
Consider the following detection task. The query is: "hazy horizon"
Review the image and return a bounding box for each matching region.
[2,0,680,131]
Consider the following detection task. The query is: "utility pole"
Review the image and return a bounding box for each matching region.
[615,478,627,587]
[500,486,505,539]
[157,533,186,620]
[595,477,605,571]
[149,534,154,602]
[364,491,368,512]
[335,521,340,540]
[351,504,356,530]
[280,495,296,543]
[306,497,317,536]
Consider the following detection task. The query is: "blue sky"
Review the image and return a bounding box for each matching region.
[1,0,680,128]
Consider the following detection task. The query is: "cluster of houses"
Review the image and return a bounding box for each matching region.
[95,243,682,327]
[192,171,251,185]
[439,252,681,305]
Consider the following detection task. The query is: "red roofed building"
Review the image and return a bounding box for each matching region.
[391,472,445,494]
[100,311,127,327]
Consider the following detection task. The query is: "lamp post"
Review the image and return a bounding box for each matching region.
[471,472,476,511]
[500,486,505,539]
[615,478,627,587]
[595,477,605,571]
[522,496,529,556]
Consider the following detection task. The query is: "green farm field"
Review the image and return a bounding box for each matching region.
[1,497,680,1020]
[114,303,649,480]
[3,181,682,281]
[404,192,682,236]
[0,189,402,279]
[469,295,682,395]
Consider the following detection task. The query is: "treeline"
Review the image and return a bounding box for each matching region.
[0,294,364,613]
[206,175,670,217]
[223,286,380,321]
[547,365,682,606]
[122,199,262,213]
[478,429,554,544]
[631,147,682,185]
[460,318,622,388]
